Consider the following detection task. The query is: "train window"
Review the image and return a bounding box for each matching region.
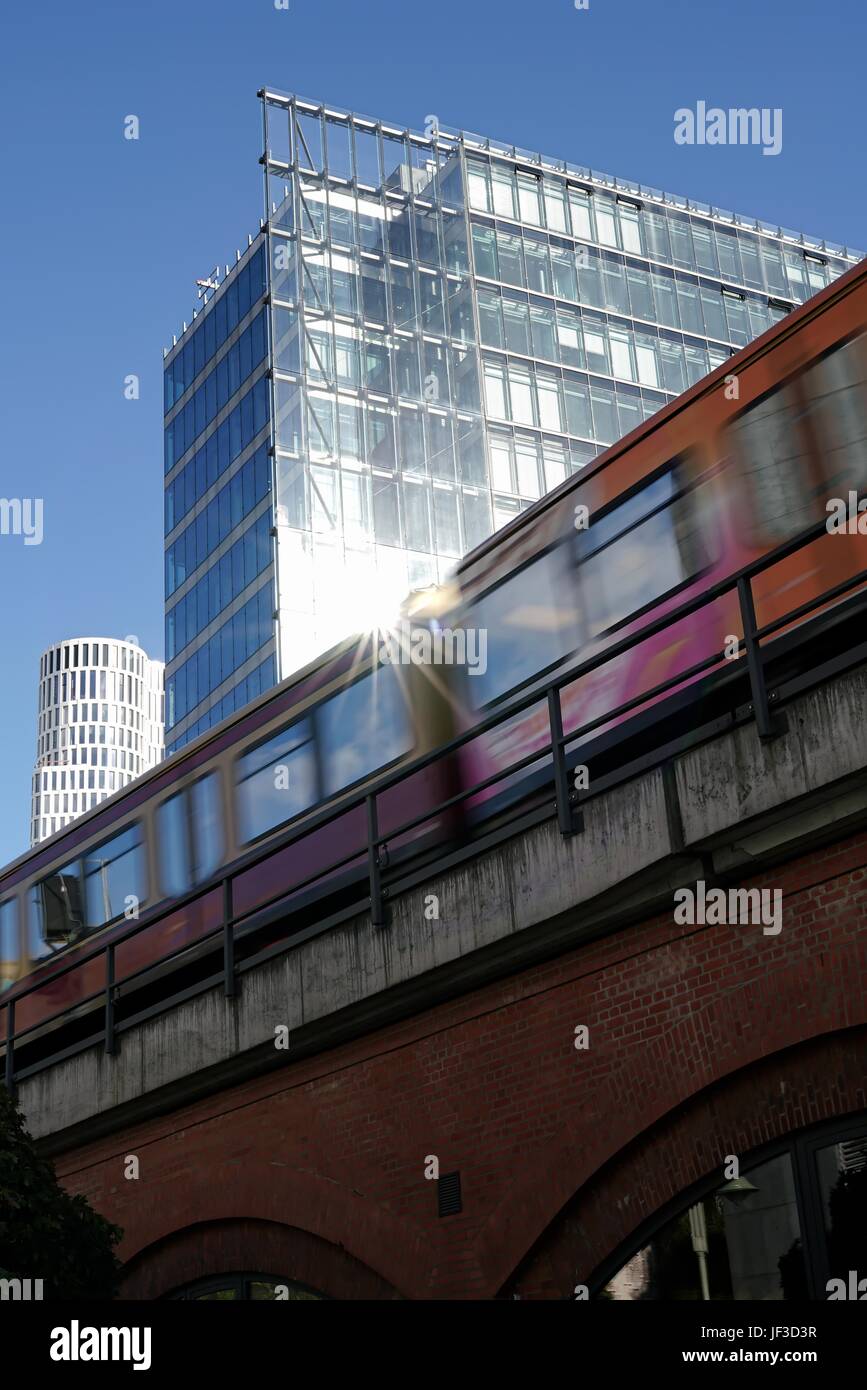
[318,666,414,799]
[30,864,85,950]
[157,773,224,896]
[191,773,223,883]
[576,464,708,639]
[82,824,145,930]
[463,546,582,708]
[29,822,145,945]
[236,717,317,844]
[1,898,17,991]
[157,792,190,898]
[800,335,867,494]
[727,383,815,544]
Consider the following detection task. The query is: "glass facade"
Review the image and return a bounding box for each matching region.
[163,241,276,754]
[163,90,862,752]
[263,96,485,682]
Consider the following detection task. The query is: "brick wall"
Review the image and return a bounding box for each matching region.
[55,828,867,1299]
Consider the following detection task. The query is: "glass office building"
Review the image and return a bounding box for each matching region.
[163,238,275,754]
[162,89,862,755]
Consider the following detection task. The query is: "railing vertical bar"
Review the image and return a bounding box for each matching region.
[367,793,387,926]
[223,879,237,997]
[4,1000,14,1094]
[104,944,116,1056]
[549,688,580,836]
[737,575,780,740]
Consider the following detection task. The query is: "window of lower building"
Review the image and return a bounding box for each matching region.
[597,1116,867,1301]
[168,1273,326,1301]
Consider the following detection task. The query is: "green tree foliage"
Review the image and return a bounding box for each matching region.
[0,1084,122,1298]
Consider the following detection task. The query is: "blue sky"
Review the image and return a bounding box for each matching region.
[0,0,864,868]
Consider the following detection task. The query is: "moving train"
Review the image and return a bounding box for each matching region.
[2,256,866,1067]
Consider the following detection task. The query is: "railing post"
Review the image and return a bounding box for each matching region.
[367,793,388,926]
[549,688,582,836]
[104,944,116,1057]
[4,999,14,1096]
[223,878,237,998]
[737,575,784,740]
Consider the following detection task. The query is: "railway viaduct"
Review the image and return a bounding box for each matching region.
[15,661,867,1300]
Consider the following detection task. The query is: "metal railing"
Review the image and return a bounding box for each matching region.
[2,516,865,1090]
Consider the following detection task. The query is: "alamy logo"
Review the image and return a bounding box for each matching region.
[674,880,782,936]
[0,1277,43,1300]
[50,1320,152,1372]
[0,497,43,546]
[826,1270,867,1299]
[379,622,487,675]
[826,492,867,534]
[674,102,782,156]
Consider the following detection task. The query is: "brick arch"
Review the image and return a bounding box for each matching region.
[496,1029,867,1298]
[115,1161,445,1300]
[475,1019,867,1298]
[120,1218,400,1300]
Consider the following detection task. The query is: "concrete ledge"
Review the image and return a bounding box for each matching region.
[25,663,867,1151]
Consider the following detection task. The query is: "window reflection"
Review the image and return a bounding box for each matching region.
[192,773,223,882]
[0,898,18,991]
[29,824,147,949]
[318,666,413,798]
[466,545,580,707]
[171,1274,325,1301]
[157,792,189,898]
[602,1154,804,1300]
[726,380,816,545]
[576,466,706,637]
[816,1133,867,1291]
[354,126,381,188]
[83,825,145,929]
[236,718,317,844]
[801,333,867,494]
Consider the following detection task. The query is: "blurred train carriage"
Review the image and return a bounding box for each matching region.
[2,257,866,1076]
[450,261,867,813]
[0,641,458,1064]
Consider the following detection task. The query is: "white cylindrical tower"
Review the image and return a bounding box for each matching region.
[30,637,165,846]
